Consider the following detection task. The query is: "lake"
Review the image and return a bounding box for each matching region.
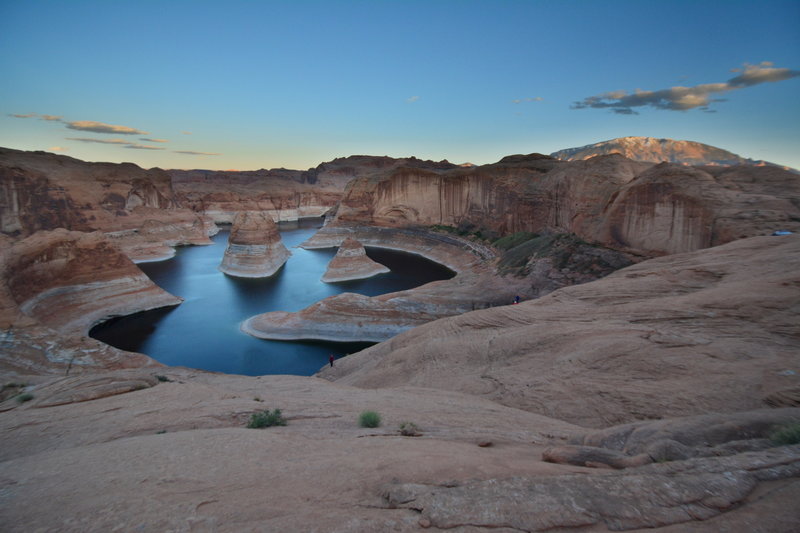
[90,219,454,376]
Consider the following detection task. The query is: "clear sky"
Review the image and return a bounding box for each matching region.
[1,0,799,171]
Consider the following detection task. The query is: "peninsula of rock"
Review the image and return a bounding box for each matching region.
[321,237,390,282]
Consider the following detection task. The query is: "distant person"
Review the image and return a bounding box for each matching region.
[329,354,335,367]
[514,295,520,304]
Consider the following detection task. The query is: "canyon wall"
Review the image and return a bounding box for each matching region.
[325,153,800,256]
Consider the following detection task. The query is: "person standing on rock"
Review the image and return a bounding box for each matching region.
[329,354,335,367]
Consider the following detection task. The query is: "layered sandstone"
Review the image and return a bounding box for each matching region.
[322,234,800,428]
[0,147,215,261]
[321,237,389,282]
[219,211,290,277]
[0,229,179,373]
[323,153,800,256]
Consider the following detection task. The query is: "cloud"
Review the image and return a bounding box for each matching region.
[66,137,164,150]
[65,120,148,135]
[10,113,37,118]
[48,146,68,152]
[124,144,164,150]
[512,97,544,104]
[40,114,63,121]
[67,137,130,145]
[181,131,192,135]
[173,150,221,156]
[406,95,420,103]
[140,138,169,143]
[572,62,800,114]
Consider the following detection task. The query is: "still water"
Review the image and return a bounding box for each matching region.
[90,220,454,376]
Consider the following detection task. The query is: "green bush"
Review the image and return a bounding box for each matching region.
[399,421,421,436]
[155,374,172,382]
[15,393,34,404]
[770,422,800,445]
[493,231,539,250]
[358,410,382,428]
[247,408,287,429]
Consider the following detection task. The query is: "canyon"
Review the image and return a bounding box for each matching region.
[1,141,800,531]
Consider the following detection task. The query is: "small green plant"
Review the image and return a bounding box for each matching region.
[247,408,287,429]
[770,422,800,445]
[358,410,382,428]
[253,396,263,402]
[15,393,34,404]
[399,421,421,436]
[155,375,172,383]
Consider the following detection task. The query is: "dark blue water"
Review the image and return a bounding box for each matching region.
[90,220,454,376]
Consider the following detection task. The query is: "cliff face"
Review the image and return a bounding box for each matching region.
[170,155,456,223]
[0,148,214,260]
[327,153,800,256]
[219,211,291,277]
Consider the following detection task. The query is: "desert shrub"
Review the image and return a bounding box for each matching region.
[15,393,34,404]
[399,421,421,436]
[493,231,539,251]
[358,410,382,428]
[155,375,172,382]
[770,422,800,445]
[247,408,287,429]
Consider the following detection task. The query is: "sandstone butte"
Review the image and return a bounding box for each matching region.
[2,144,800,531]
[218,211,291,277]
[321,237,390,283]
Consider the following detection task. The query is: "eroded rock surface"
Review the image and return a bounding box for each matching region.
[321,237,389,282]
[219,211,290,277]
[323,235,800,427]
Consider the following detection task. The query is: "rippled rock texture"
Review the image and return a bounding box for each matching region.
[219,211,290,277]
[321,237,389,282]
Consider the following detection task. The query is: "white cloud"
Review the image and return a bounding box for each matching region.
[173,150,221,156]
[10,113,36,118]
[140,138,169,143]
[40,114,63,121]
[406,95,420,103]
[572,61,800,114]
[65,120,148,135]
[512,96,544,104]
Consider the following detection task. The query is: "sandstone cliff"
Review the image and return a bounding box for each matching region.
[320,237,389,282]
[0,147,215,261]
[323,153,800,256]
[219,211,291,277]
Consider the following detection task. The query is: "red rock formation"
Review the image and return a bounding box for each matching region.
[321,238,389,282]
[219,211,291,277]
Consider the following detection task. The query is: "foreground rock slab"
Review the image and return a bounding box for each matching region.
[219,211,290,277]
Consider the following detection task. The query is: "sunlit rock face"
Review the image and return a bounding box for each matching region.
[550,136,793,168]
[326,153,800,256]
[218,211,290,277]
[0,147,214,261]
[321,238,389,282]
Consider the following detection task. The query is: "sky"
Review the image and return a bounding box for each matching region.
[1,0,799,171]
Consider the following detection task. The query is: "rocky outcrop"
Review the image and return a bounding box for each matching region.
[551,135,796,169]
[169,155,456,223]
[322,234,800,427]
[219,211,290,277]
[0,147,215,261]
[321,238,389,282]
[323,153,800,256]
[0,229,179,373]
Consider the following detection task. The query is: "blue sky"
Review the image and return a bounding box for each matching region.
[1,0,799,170]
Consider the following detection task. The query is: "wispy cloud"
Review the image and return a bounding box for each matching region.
[406,95,420,103]
[10,113,37,118]
[40,114,63,121]
[140,137,168,143]
[66,137,164,150]
[67,137,130,145]
[572,62,800,115]
[48,146,68,152]
[512,96,543,104]
[65,120,148,135]
[181,131,192,135]
[173,150,221,156]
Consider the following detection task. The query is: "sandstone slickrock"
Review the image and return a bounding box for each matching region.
[218,211,291,277]
[321,237,390,282]
[323,235,800,427]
